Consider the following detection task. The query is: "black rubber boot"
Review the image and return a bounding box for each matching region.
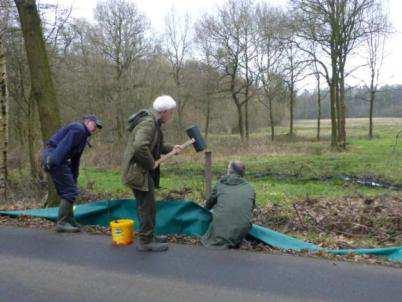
[55,199,80,233]
[137,241,169,252]
[67,202,81,229]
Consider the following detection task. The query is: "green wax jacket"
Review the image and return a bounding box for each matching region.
[121,109,173,191]
[201,173,256,249]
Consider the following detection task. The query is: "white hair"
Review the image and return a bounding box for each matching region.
[153,95,177,112]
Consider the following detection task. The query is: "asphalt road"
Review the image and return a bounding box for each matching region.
[0,227,401,302]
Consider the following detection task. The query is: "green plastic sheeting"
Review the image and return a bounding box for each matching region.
[249,224,402,262]
[1,199,401,262]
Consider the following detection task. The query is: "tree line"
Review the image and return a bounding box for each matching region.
[297,84,402,119]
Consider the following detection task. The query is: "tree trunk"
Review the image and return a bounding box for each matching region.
[174,65,186,140]
[176,98,186,140]
[116,104,125,142]
[368,92,374,139]
[329,54,338,148]
[316,77,321,141]
[268,96,275,141]
[368,72,375,139]
[235,102,244,142]
[114,68,125,142]
[15,0,62,206]
[245,99,249,142]
[289,83,294,138]
[338,70,346,148]
[0,36,9,201]
[230,71,244,141]
[329,82,338,147]
[335,83,341,144]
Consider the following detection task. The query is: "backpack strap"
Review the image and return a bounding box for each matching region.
[127,110,151,132]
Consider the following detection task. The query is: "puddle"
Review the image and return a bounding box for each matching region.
[250,172,402,190]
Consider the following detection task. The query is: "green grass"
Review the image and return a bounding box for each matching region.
[77,118,402,206]
[252,178,395,206]
[78,168,396,206]
[79,169,127,196]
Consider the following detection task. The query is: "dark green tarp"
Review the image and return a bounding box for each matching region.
[1,199,401,262]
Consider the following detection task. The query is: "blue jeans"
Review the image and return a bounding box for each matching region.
[42,148,79,202]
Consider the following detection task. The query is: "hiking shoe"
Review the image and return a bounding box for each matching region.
[137,241,169,252]
[68,217,82,229]
[55,222,80,233]
[154,235,168,243]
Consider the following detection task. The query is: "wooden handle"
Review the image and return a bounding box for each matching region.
[180,138,196,149]
[154,138,195,168]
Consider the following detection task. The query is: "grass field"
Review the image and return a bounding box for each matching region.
[78,117,402,206]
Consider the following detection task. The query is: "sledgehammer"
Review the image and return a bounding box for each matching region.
[154,125,206,168]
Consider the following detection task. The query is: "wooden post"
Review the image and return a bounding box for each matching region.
[204,151,212,198]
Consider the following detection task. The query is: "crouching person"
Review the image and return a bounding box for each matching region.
[42,115,102,232]
[201,161,255,249]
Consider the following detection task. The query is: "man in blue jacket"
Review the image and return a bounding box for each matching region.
[42,115,102,232]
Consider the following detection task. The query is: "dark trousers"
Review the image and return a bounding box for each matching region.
[42,148,78,202]
[133,176,155,244]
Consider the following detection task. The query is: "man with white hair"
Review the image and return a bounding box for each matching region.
[122,95,182,252]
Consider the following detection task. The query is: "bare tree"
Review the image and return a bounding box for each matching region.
[196,0,256,142]
[194,35,221,140]
[238,4,258,142]
[292,0,379,148]
[312,58,323,141]
[362,2,389,139]
[93,0,149,141]
[282,38,308,138]
[254,4,287,141]
[164,9,192,135]
[303,38,327,141]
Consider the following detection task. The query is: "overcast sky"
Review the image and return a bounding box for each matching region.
[40,0,402,87]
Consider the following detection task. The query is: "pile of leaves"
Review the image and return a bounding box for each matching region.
[253,195,402,249]
[159,187,193,200]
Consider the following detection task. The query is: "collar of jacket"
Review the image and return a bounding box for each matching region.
[220,173,246,186]
[149,108,162,127]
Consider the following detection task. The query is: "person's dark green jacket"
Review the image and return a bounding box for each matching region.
[201,173,255,249]
[121,109,173,191]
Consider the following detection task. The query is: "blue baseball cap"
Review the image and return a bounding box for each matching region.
[83,115,103,129]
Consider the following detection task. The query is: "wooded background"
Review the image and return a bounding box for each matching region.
[0,0,396,201]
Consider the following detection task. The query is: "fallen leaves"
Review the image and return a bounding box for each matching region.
[253,195,402,249]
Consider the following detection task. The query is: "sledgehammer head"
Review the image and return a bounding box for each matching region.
[186,125,206,152]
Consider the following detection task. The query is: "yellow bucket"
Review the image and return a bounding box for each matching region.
[110,219,135,246]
